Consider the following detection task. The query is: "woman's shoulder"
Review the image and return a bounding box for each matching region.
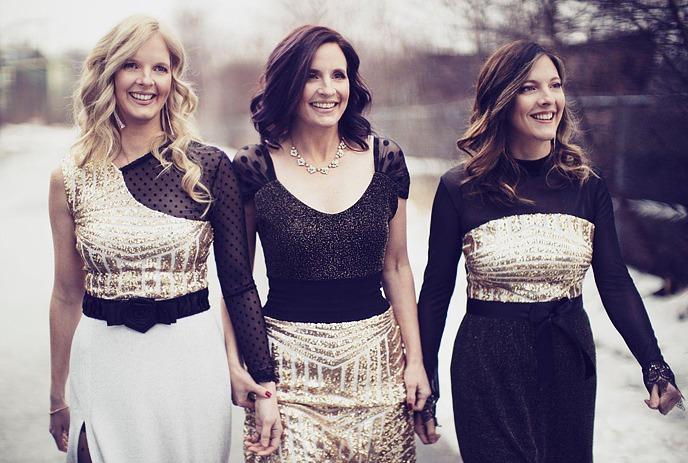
[186,141,230,167]
[439,163,467,189]
[233,143,270,164]
[373,136,404,160]
[232,143,272,177]
[372,135,410,199]
[231,143,274,199]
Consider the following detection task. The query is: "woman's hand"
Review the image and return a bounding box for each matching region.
[48,405,70,452]
[414,411,441,445]
[244,381,282,456]
[404,360,431,412]
[229,365,273,409]
[644,382,684,415]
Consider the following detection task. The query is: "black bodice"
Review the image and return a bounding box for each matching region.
[233,137,410,322]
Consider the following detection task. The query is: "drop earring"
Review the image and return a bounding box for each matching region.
[163,102,175,138]
[113,109,126,130]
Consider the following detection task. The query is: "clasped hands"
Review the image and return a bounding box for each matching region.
[229,366,282,456]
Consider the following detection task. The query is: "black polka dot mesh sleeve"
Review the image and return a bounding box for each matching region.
[209,153,277,383]
[119,142,276,383]
[375,137,410,200]
[233,145,274,201]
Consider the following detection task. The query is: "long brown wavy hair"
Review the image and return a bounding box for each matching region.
[457,40,593,206]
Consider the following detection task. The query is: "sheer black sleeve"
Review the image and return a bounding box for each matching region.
[375,137,410,200]
[210,153,276,383]
[417,174,464,402]
[590,176,676,391]
[233,145,273,201]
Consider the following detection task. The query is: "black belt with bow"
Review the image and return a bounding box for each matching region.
[82,288,210,333]
[466,295,596,387]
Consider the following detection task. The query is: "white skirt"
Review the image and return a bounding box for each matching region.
[66,310,232,463]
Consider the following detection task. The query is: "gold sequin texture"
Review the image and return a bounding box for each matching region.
[462,213,594,302]
[61,155,213,300]
[244,309,415,463]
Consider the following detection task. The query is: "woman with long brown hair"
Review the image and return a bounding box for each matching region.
[47,15,279,462]
[231,25,430,462]
[416,40,683,462]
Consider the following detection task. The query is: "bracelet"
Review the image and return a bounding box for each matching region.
[49,405,69,415]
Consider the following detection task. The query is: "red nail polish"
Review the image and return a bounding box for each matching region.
[265,391,272,398]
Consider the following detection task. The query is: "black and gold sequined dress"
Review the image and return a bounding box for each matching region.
[234,137,415,463]
[418,155,673,463]
[61,142,275,463]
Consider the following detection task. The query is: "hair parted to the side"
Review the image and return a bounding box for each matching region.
[250,25,372,151]
[457,40,594,206]
[71,15,210,208]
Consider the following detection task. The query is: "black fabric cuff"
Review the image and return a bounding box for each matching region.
[642,359,677,393]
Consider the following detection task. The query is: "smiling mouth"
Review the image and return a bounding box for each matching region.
[310,102,338,110]
[129,92,156,102]
[531,112,555,121]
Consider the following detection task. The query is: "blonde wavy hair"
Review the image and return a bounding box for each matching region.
[457,40,594,206]
[71,15,210,207]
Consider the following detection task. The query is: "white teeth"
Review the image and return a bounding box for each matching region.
[311,102,336,109]
[130,93,155,101]
[532,113,554,121]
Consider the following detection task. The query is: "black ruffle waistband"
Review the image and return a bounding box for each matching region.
[82,288,210,333]
[263,273,389,323]
[467,296,595,387]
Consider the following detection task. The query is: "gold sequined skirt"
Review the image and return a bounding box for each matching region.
[244,308,415,463]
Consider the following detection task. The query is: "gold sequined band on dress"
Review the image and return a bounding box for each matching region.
[61,156,212,300]
[462,213,594,303]
[244,308,415,463]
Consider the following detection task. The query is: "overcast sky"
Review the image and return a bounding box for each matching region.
[0,0,473,58]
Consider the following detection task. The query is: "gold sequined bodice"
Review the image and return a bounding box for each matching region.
[62,156,213,300]
[462,213,594,302]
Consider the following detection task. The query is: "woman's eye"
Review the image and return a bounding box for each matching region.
[552,82,563,89]
[520,85,536,93]
[334,71,347,79]
[123,62,138,70]
[154,65,169,73]
[307,72,319,80]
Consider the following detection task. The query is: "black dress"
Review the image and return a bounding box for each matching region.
[233,137,416,463]
[417,155,676,463]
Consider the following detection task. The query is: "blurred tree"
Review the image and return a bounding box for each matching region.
[593,0,688,110]
[445,0,688,108]
[445,0,598,51]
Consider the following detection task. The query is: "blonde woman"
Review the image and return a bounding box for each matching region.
[47,16,279,462]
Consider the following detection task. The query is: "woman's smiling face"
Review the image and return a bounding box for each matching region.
[508,54,565,156]
[114,32,172,129]
[294,42,350,131]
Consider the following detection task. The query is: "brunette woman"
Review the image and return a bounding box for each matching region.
[416,41,683,462]
[232,25,431,463]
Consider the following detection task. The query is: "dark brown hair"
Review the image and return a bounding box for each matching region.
[457,40,593,206]
[250,25,372,150]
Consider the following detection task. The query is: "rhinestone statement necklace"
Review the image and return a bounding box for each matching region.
[290,140,346,175]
